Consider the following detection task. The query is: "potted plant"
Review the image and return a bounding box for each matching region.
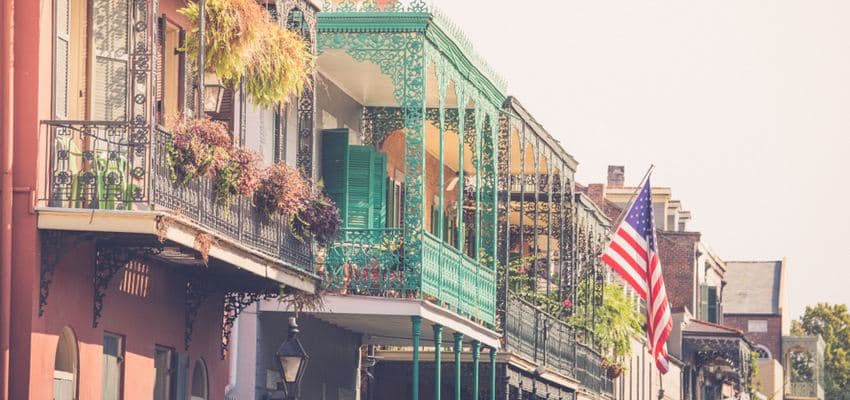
[166,117,232,184]
[212,146,262,206]
[254,163,311,218]
[295,190,341,246]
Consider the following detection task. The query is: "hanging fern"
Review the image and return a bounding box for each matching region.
[179,0,314,106]
[244,24,313,108]
[179,0,267,85]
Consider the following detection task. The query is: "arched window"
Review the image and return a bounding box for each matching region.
[754,344,772,359]
[286,8,310,39]
[190,359,209,400]
[54,326,78,400]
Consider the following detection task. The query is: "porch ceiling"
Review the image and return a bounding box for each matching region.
[259,294,501,349]
[318,50,398,107]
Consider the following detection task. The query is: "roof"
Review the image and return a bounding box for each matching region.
[723,260,784,315]
[683,319,745,336]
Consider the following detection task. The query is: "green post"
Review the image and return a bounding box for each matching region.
[412,316,422,400]
[489,346,497,400]
[454,332,464,400]
[433,324,443,400]
[472,340,481,399]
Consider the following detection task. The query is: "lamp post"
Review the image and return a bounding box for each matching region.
[276,317,309,399]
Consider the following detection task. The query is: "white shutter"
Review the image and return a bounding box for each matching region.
[54,0,70,119]
[244,101,277,166]
[91,0,129,121]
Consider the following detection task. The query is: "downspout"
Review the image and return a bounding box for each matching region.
[0,0,14,396]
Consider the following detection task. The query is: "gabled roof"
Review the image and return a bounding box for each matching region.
[683,319,745,336]
[723,260,784,315]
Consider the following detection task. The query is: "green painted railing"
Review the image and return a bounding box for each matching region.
[318,229,495,326]
[318,228,408,295]
[422,232,495,326]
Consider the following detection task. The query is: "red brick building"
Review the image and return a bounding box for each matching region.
[721,260,788,361]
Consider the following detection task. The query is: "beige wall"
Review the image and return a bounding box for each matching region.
[614,337,683,400]
[758,358,784,400]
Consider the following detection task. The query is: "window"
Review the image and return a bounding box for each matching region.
[754,345,772,359]
[748,320,769,333]
[154,346,176,400]
[699,284,721,323]
[54,327,78,400]
[54,0,130,120]
[102,333,124,400]
[190,359,209,400]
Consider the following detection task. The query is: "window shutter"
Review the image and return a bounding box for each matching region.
[321,129,349,226]
[54,0,70,119]
[91,0,129,121]
[181,30,195,115]
[707,286,718,323]
[371,152,387,228]
[347,145,373,230]
[699,284,709,321]
[102,334,123,400]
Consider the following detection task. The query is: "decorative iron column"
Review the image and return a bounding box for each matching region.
[472,340,481,399]
[489,346,497,400]
[412,316,422,400]
[434,325,443,400]
[454,332,463,400]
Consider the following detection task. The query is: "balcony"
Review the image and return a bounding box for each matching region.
[317,229,496,326]
[42,120,313,272]
[503,294,613,396]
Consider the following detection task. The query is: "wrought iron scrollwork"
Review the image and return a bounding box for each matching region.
[39,230,86,316]
[221,288,280,359]
[93,245,160,327]
[185,277,215,350]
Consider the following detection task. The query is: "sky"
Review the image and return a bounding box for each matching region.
[428,0,850,319]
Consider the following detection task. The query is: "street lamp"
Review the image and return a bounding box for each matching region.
[276,316,309,399]
[202,73,225,114]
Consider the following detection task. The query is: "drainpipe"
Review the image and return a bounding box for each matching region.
[0,0,15,396]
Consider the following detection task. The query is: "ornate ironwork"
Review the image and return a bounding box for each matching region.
[151,128,313,269]
[279,0,319,177]
[319,228,406,295]
[185,277,215,350]
[93,245,160,328]
[39,230,88,316]
[362,107,406,148]
[321,0,428,13]
[221,288,280,358]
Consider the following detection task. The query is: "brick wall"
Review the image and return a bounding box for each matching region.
[657,231,700,314]
[723,314,783,361]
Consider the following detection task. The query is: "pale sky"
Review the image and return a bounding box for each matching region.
[429,0,850,319]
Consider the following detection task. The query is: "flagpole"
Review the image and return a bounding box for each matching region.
[600,164,655,257]
[610,164,655,230]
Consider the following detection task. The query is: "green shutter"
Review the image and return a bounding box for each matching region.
[707,286,718,323]
[320,129,387,230]
[321,129,349,226]
[371,152,387,228]
[699,284,709,321]
[347,145,373,229]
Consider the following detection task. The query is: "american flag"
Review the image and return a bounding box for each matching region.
[601,177,673,373]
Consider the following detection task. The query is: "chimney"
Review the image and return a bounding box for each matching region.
[607,165,625,187]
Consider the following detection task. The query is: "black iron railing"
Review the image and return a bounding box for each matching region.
[504,294,613,396]
[43,120,312,271]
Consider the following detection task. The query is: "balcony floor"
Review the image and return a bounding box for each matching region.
[36,207,320,293]
[259,294,500,349]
